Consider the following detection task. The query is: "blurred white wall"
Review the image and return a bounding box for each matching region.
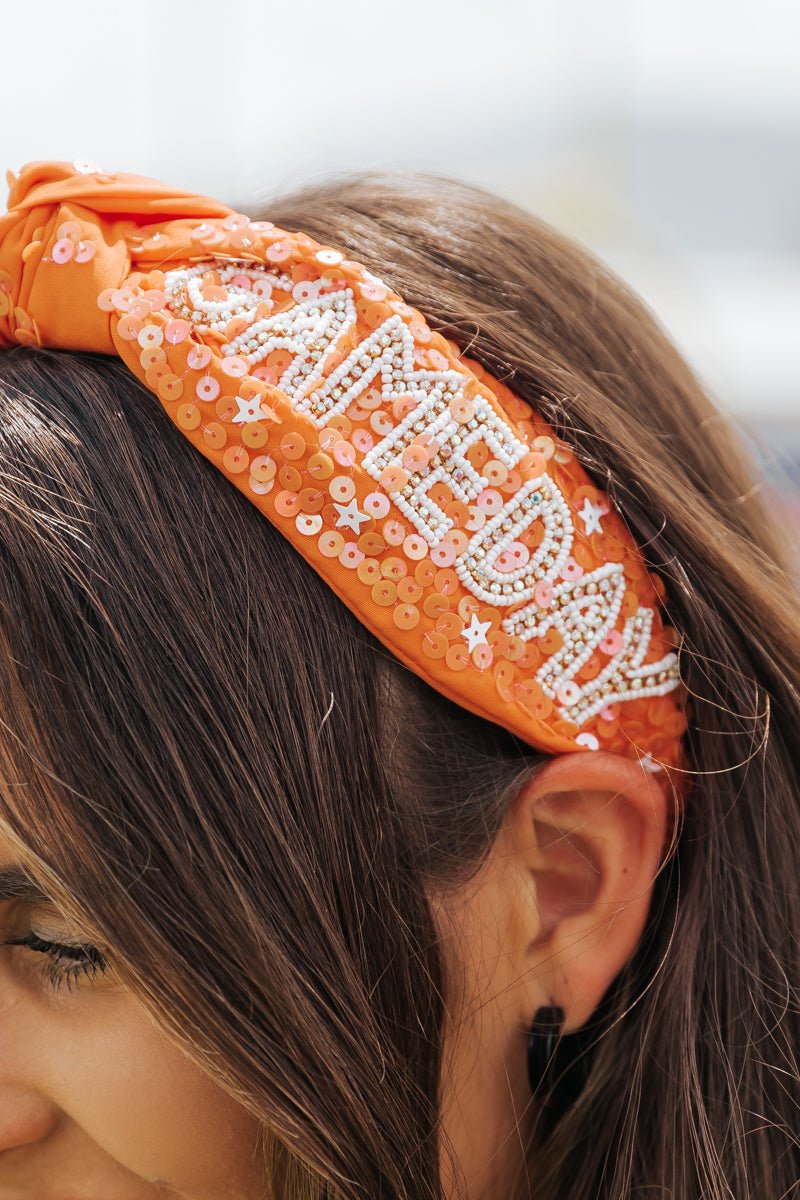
[2,0,798,427]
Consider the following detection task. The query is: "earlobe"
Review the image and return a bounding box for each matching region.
[517,751,670,1031]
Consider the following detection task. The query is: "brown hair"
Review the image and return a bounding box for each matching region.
[0,170,798,1198]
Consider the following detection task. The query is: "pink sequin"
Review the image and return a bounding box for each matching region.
[360,281,387,302]
[111,287,136,312]
[465,506,486,532]
[495,541,530,573]
[248,477,274,496]
[339,542,365,569]
[196,376,220,402]
[370,410,394,436]
[319,272,348,292]
[143,290,166,313]
[534,581,554,608]
[117,314,143,341]
[403,534,428,561]
[137,326,163,349]
[476,488,503,515]
[472,644,493,672]
[383,519,407,546]
[165,319,191,345]
[56,220,80,241]
[52,238,74,264]
[296,513,323,537]
[187,343,212,370]
[600,629,625,655]
[74,240,96,263]
[97,288,118,312]
[220,356,248,378]
[402,444,430,471]
[293,280,320,302]
[430,540,457,567]
[266,242,292,263]
[364,492,390,519]
[560,557,584,582]
[427,348,450,370]
[192,222,221,243]
[251,364,278,384]
[332,440,356,467]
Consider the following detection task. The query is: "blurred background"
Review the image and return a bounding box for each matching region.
[3,0,798,551]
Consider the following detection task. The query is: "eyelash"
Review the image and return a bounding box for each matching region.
[5,932,109,993]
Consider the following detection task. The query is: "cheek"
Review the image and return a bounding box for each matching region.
[47,996,267,1197]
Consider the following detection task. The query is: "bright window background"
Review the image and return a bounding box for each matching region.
[3,0,799,514]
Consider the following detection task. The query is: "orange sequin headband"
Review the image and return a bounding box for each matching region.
[0,159,688,784]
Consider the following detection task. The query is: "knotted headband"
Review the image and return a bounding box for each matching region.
[0,159,689,784]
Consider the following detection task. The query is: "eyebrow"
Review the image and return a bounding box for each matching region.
[0,866,52,906]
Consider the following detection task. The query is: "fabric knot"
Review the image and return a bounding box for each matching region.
[0,160,234,353]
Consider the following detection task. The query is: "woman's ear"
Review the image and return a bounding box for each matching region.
[511,751,671,1032]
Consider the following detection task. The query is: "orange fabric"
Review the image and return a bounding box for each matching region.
[0,160,689,791]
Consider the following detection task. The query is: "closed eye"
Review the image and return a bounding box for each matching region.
[4,930,109,993]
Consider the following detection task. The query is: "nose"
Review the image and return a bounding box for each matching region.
[0,966,62,1160]
[0,1084,58,1152]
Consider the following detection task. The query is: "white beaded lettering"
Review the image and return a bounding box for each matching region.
[363,383,529,547]
[160,256,681,727]
[455,476,573,605]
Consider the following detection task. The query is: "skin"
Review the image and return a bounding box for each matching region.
[0,892,267,1199]
[435,752,671,1199]
[0,751,669,1199]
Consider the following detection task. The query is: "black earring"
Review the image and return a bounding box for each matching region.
[528,1004,594,1134]
[527,1004,564,1100]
